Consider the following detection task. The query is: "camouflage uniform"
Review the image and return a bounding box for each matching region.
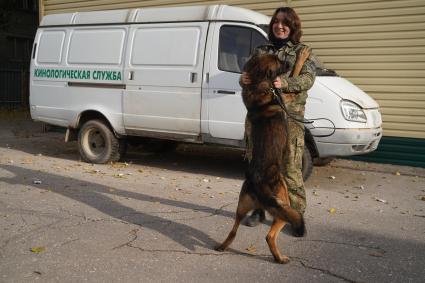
[244,41,316,214]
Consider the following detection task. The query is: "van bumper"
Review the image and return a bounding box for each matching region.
[313,127,382,158]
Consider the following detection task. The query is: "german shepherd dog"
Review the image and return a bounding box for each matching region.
[215,47,311,264]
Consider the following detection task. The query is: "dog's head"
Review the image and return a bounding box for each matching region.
[244,54,286,89]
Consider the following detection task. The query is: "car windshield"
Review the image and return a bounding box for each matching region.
[259,24,268,34]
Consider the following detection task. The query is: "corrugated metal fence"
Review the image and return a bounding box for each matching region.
[0,63,29,109]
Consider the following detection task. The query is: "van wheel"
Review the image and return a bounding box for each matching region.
[78,119,126,164]
[302,146,313,181]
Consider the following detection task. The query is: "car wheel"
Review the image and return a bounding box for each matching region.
[78,119,126,164]
[302,146,313,181]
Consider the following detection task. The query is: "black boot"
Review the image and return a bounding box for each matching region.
[245,209,266,227]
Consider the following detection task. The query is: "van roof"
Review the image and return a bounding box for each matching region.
[40,5,270,27]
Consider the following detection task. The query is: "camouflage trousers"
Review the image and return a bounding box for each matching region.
[245,115,306,215]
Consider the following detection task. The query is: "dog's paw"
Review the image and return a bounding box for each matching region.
[275,255,290,264]
[299,46,311,61]
[214,244,226,252]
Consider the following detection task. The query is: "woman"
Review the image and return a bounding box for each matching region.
[242,7,316,226]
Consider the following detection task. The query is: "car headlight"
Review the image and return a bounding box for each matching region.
[340,100,367,123]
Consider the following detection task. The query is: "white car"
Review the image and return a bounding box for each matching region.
[29,5,382,180]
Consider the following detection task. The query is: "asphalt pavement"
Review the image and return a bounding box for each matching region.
[0,119,424,282]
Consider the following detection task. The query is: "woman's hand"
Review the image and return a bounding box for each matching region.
[273,77,282,88]
[273,76,288,89]
[240,72,251,85]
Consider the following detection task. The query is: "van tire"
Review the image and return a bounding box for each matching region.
[302,146,313,181]
[78,119,126,164]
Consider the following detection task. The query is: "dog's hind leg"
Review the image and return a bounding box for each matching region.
[266,217,289,264]
[215,186,256,251]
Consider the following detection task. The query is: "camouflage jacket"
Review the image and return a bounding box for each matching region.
[251,41,316,115]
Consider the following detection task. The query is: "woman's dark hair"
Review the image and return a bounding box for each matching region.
[268,7,302,44]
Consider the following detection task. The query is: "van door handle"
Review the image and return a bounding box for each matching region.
[128,71,134,80]
[190,72,197,83]
[217,90,236,95]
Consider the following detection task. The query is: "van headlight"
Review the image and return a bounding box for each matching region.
[340,100,367,123]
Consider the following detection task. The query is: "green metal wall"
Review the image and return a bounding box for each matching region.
[351,137,425,168]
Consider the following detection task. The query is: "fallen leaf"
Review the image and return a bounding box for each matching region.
[203,179,210,183]
[395,171,401,176]
[329,176,336,180]
[420,196,425,201]
[369,251,385,257]
[30,247,45,253]
[374,197,388,204]
[246,244,256,253]
[329,208,336,214]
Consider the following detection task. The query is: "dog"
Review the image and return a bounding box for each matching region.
[215,47,311,264]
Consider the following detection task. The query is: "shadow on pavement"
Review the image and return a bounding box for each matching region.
[0,127,247,180]
[0,164,236,252]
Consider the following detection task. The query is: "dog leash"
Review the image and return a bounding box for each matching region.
[270,87,336,138]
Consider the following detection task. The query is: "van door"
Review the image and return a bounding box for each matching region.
[123,22,209,140]
[204,23,268,141]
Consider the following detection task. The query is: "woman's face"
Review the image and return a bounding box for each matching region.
[272,12,291,39]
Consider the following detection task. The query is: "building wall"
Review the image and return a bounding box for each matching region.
[0,0,38,109]
[290,0,425,140]
[39,0,425,139]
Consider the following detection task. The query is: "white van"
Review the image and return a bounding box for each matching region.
[30,5,382,179]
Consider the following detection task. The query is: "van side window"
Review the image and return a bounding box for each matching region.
[131,26,201,67]
[218,26,268,73]
[251,30,268,54]
[37,31,65,64]
[68,29,126,65]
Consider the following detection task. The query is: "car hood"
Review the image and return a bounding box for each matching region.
[315,76,379,109]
